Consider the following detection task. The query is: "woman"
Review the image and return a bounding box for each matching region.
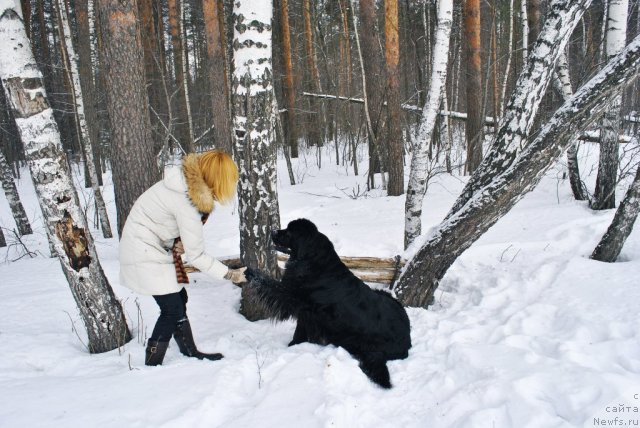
[119,150,246,366]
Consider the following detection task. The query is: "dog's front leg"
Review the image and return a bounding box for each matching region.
[288,321,308,346]
[246,270,303,321]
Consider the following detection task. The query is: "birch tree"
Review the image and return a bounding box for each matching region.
[232,0,281,320]
[553,51,589,201]
[447,0,593,218]
[0,146,32,236]
[593,0,629,210]
[0,3,131,351]
[56,0,112,239]
[404,0,453,249]
[591,159,640,262]
[395,33,640,308]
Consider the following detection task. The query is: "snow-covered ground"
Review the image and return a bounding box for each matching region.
[0,145,639,428]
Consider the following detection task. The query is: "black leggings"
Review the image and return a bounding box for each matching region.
[149,288,188,342]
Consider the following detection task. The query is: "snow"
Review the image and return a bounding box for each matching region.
[1,145,639,428]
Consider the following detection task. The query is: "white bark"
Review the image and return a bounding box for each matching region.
[0,3,130,352]
[180,0,195,146]
[404,0,453,249]
[553,51,589,201]
[593,0,629,209]
[447,0,593,217]
[592,161,640,262]
[396,33,640,307]
[521,0,528,64]
[56,0,112,238]
[500,0,515,117]
[0,145,32,235]
[232,0,280,272]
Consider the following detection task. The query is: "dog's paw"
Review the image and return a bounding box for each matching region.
[244,268,264,283]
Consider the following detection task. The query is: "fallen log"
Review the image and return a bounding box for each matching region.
[184,254,406,285]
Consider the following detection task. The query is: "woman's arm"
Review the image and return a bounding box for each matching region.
[174,206,229,280]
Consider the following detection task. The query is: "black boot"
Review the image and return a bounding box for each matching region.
[173,318,223,361]
[145,340,169,366]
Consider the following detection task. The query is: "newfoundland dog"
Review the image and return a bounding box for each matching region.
[246,218,411,389]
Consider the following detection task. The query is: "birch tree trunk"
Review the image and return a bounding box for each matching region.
[203,0,232,153]
[593,0,629,210]
[448,0,593,218]
[395,33,640,308]
[553,51,590,201]
[521,0,529,63]
[96,0,160,236]
[0,147,32,236]
[56,0,112,239]
[404,0,453,249]
[76,0,104,188]
[0,4,131,351]
[232,0,281,321]
[385,0,404,196]
[463,0,483,174]
[591,159,640,262]
[500,0,514,118]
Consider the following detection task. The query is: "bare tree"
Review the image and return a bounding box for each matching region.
[553,51,590,201]
[138,0,168,142]
[203,0,232,152]
[395,32,640,308]
[232,0,281,320]
[0,146,32,236]
[463,0,483,174]
[448,0,593,217]
[56,0,112,239]
[96,0,160,236]
[303,0,323,149]
[385,0,404,196]
[280,0,297,158]
[593,0,629,210]
[592,159,640,262]
[0,4,131,351]
[168,0,194,152]
[355,0,387,190]
[404,0,453,248]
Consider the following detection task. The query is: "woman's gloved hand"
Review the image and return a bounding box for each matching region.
[224,267,247,284]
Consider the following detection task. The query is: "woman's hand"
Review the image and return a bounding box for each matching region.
[225,267,247,284]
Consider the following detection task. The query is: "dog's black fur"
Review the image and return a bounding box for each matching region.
[246,218,411,388]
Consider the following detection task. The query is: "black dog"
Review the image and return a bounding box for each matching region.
[246,218,411,388]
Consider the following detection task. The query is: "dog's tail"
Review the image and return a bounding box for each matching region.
[357,353,391,389]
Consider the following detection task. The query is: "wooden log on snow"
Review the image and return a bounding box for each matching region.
[184,254,406,285]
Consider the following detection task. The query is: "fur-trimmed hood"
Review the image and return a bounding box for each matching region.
[181,153,215,213]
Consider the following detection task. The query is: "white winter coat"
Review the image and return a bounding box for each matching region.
[119,154,229,295]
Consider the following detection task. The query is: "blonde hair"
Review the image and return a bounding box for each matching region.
[198,150,239,204]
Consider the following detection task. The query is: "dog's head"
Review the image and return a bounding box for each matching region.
[271,218,333,262]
